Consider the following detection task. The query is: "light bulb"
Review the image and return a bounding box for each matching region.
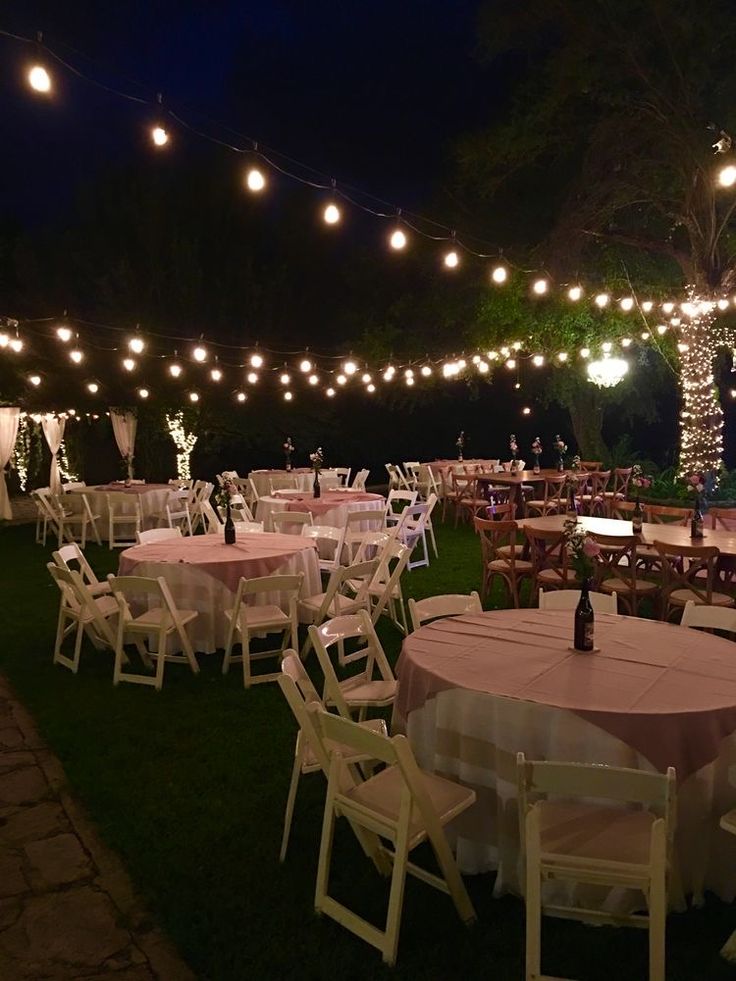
[532,278,548,295]
[621,337,632,347]
[236,391,246,402]
[568,286,582,301]
[662,302,675,314]
[323,203,341,224]
[169,363,182,377]
[250,353,264,368]
[421,365,432,376]
[718,299,730,311]
[299,359,312,373]
[336,374,347,385]
[246,167,266,192]
[343,360,357,375]
[56,326,72,342]
[70,349,83,364]
[308,374,319,385]
[86,382,99,394]
[620,297,634,312]
[719,164,736,188]
[487,351,498,360]
[280,372,290,385]
[123,358,136,371]
[367,383,376,393]
[0,333,8,347]
[193,345,207,362]
[151,126,169,147]
[404,368,414,378]
[390,229,407,250]
[29,375,41,386]
[406,376,415,386]
[580,347,590,358]
[189,392,199,403]
[532,354,544,367]
[129,336,145,354]
[478,361,489,374]
[594,293,609,308]
[284,391,293,401]
[10,338,23,353]
[210,368,222,381]
[601,341,612,353]
[326,387,336,397]
[522,406,531,415]
[247,372,258,384]
[641,331,651,340]
[656,324,668,335]
[557,352,568,362]
[361,372,371,384]
[642,301,654,313]
[514,382,521,390]
[444,250,459,269]
[506,358,516,369]
[138,388,149,399]
[28,65,51,93]
[491,265,508,284]
[677,342,689,353]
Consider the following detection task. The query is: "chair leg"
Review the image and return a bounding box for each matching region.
[427,823,477,927]
[280,738,305,862]
[222,616,237,674]
[242,630,252,688]
[648,849,667,981]
[382,815,411,966]
[525,825,542,981]
[315,785,338,915]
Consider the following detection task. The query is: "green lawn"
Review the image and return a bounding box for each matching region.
[0,519,734,980]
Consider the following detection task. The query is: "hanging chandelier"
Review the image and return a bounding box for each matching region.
[586,355,629,388]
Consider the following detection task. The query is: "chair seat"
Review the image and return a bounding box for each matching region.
[668,588,734,608]
[599,577,658,595]
[538,800,655,868]
[338,676,397,706]
[78,595,118,621]
[346,763,475,847]
[298,593,364,622]
[497,544,524,558]
[488,558,534,573]
[131,607,198,629]
[88,581,112,596]
[225,604,290,630]
[538,568,578,586]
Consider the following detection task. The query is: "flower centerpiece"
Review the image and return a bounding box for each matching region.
[531,436,542,474]
[630,464,652,499]
[509,433,519,468]
[456,431,465,463]
[570,454,581,472]
[216,472,245,544]
[283,436,294,472]
[310,447,324,498]
[554,434,568,473]
[564,516,601,584]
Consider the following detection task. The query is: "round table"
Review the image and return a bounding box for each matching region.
[256,489,385,532]
[118,533,321,653]
[248,469,341,496]
[394,608,736,908]
[68,483,173,531]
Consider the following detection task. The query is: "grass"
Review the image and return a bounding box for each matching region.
[0,518,735,980]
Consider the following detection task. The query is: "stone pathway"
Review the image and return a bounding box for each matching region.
[0,674,195,981]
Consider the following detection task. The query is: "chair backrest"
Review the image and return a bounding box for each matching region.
[345,508,385,532]
[52,542,101,589]
[653,540,720,603]
[524,525,568,576]
[681,599,736,632]
[351,468,370,491]
[385,489,418,517]
[278,653,332,772]
[218,502,255,522]
[709,507,736,531]
[272,510,314,532]
[370,542,411,622]
[61,481,86,492]
[579,460,602,471]
[234,521,265,534]
[538,587,618,614]
[229,573,303,625]
[200,500,223,533]
[302,524,346,568]
[46,563,116,648]
[136,527,183,545]
[106,492,142,516]
[309,609,394,716]
[396,502,429,538]
[333,467,351,486]
[474,517,521,569]
[352,529,394,563]
[645,503,693,526]
[169,478,193,490]
[589,532,641,591]
[270,474,300,493]
[481,500,516,521]
[611,499,637,520]
[409,592,482,631]
[313,559,380,628]
[107,574,180,627]
[581,470,611,498]
[541,474,567,507]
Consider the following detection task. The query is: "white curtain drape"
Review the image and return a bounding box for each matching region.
[41,415,66,496]
[0,407,20,520]
[110,409,137,478]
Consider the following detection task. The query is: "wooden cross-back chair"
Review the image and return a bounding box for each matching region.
[654,540,734,620]
[602,466,633,515]
[526,474,567,517]
[592,532,658,615]
[524,524,578,594]
[475,516,532,607]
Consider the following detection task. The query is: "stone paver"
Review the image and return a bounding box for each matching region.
[0,675,195,980]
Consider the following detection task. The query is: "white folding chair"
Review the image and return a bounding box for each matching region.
[47,564,118,673]
[408,591,482,631]
[136,527,183,545]
[395,502,430,570]
[233,521,265,534]
[680,598,736,633]
[52,543,110,596]
[200,499,223,534]
[277,651,387,862]
[298,559,379,655]
[351,468,370,491]
[165,489,193,536]
[106,575,200,691]
[189,480,214,533]
[385,489,418,528]
[42,491,101,549]
[343,508,386,563]
[361,539,411,634]
[217,501,255,523]
[333,467,351,487]
[517,752,676,981]
[310,609,397,720]
[61,481,86,492]
[538,587,618,614]
[314,709,477,966]
[32,487,52,544]
[423,491,439,558]
[402,462,420,491]
[222,573,303,687]
[106,493,143,549]
[302,523,346,576]
[269,474,300,494]
[384,463,402,491]
[272,510,314,535]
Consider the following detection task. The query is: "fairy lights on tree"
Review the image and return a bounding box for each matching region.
[165,411,197,480]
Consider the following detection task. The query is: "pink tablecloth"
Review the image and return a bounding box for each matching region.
[395,609,736,901]
[397,609,736,779]
[91,483,172,494]
[279,490,382,518]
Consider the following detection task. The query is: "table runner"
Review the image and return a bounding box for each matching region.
[397,609,736,779]
[119,532,318,593]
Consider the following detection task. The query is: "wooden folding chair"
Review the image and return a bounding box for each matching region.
[314,709,477,966]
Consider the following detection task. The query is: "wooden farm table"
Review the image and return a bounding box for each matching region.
[517,513,736,558]
[476,468,563,516]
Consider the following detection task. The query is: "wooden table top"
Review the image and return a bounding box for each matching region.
[517,514,736,557]
[477,469,567,485]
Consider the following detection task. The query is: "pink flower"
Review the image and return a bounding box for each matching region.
[582,537,601,558]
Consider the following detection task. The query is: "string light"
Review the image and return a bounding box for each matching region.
[70,349,83,364]
[601,342,612,353]
[478,360,489,374]
[192,345,207,362]
[169,362,182,377]
[568,286,583,301]
[718,299,730,311]
[9,338,23,353]
[123,358,136,371]
[532,278,548,295]
[128,336,145,354]
[336,374,347,385]
[151,125,169,147]
[621,337,632,347]
[361,372,371,383]
[247,371,258,384]
[29,374,41,386]
[28,64,51,94]
[56,326,72,342]
[718,164,736,188]
[86,382,99,393]
[389,228,407,250]
[284,390,293,401]
[444,249,460,269]
[189,392,199,403]
[421,365,432,376]
[210,368,222,381]
[677,295,724,475]
[250,353,264,368]
[406,376,415,386]
[236,391,246,402]
[326,387,335,397]
[280,372,290,385]
[641,301,654,313]
[0,333,7,347]
[620,297,634,312]
[491,265,508,284]
[138,388,149,399]
[594,293,610,308]
[299,359,312,373]
[656,324,668,335]
[246,167,266,192]
[343,360,357,375]
[367,383,376,393]
[532,354,544,366]
[557,352,568,362]
[166,411,197,480]
[580,347,590,358]
[308,373,319,385]
[641,331,651,340]
[323,203,341,224]
[522,406,531,415]
[505,358,516,369]
[662,302,675,314]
